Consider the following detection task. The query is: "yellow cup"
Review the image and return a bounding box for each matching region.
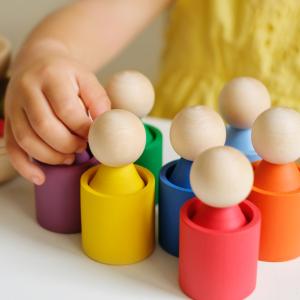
[80,164,155,265]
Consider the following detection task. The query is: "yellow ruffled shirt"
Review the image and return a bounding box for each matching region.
[152,0,300,118]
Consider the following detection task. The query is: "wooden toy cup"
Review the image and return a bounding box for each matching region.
[80,164,155,265]
[35,154,96,233]
[249,161,300,261]
[179,198,261,300]
[248,107,300,261]
[136,123,163,202]
[159,159,194,256]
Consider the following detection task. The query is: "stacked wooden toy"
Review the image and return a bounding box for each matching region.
[29,72,300,299]
[81,109,155,264]
[159,105,226,256]
[107,71,163,202]
[249,107,300,261]
[179,146,261,300]
[219,77,271,162]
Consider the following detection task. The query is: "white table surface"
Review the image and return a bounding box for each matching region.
[0,117,299,300]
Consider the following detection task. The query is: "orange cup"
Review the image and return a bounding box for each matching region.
[249,160,300,261]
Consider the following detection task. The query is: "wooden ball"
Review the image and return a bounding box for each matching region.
[88,109,146,167]
[106,70,155,117]
[219,77,271,129]
[190,146,254,208]
[252,107,300,164]
[170,106,226,161]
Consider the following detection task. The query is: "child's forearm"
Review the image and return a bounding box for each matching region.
[12,0,172,73]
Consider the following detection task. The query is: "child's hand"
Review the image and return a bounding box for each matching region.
[4,54,110,185]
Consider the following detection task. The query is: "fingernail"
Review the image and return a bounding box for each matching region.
[64,158,74,165]
[32,176,43,185]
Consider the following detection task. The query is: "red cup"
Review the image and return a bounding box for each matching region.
[179,198,261,300]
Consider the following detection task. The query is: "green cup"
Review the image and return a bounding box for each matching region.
[136,123,163,203]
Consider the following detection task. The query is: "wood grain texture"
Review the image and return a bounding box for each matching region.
[219,77,271,129]
[107,70,155,118]
[190,146,254,208]
[88,109,146,167]
[170,106,226,161]
[252,107,300,164]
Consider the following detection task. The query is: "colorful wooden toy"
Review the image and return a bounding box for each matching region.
[34,149,97,233]
[248,107,300,261]
[0,120,17,184]
[179,146,261,300]
[219,77,271,162]
[80,109,155,265]
[107,70,163,202]
[159,106,226,256]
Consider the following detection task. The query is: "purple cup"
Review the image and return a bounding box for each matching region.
[34,152,97,233]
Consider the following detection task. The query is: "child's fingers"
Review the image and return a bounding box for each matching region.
[10,107,75,165]
[5,119,45,185]
[22,87,87,154]
[77,72,111,119]
[42,73,92,138]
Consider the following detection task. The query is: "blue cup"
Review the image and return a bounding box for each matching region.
[158,159,194,256]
